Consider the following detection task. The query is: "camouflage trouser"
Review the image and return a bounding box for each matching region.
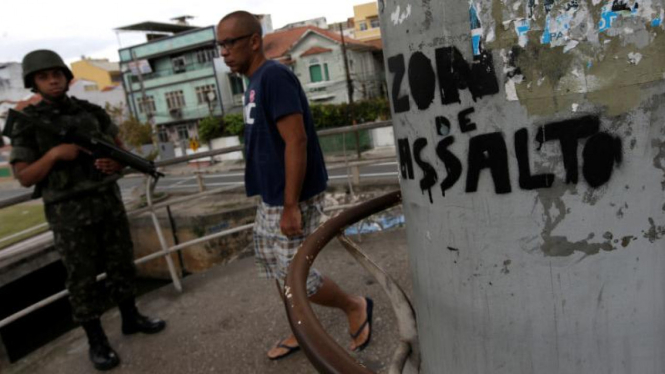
[53,212,136,323]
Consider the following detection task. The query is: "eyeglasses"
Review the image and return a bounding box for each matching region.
[217,34,254,50]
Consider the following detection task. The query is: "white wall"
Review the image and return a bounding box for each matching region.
[0,63,31,102]
[68,79,126,109]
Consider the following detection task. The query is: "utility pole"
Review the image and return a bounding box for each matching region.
[339,23,361,159]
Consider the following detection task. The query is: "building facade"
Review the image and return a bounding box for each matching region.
[118,25,224,146]
[328,18,356,39]
[279,17,328,31]
[263,26,384,105]
[353,2,381,42]
[70,58,122,91]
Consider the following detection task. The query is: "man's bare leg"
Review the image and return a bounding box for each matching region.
[268,276,370,358]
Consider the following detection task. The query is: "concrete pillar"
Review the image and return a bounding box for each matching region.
[379,0,665,373]
[195,171,206,192]
[352,165,361,185]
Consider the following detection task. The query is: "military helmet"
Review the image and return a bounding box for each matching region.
[22,49,74,89]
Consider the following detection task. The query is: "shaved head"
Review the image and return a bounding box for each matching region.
[217,10,267,77]
[219,11,263,37]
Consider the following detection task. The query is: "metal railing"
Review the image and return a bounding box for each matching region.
[0,120,397,331]
[284,191,420,374]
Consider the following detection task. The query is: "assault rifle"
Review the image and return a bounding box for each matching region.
[2,109,164,180]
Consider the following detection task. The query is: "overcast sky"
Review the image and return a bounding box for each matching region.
[0,0,370,65]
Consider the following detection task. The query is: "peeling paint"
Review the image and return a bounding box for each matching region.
[652,138,665,190]
[628,51,644,63]
[501,259,512,274]
[621,235,636,247]
[391,4,412,25]
[643,217,665,242]
[542,233,615,257]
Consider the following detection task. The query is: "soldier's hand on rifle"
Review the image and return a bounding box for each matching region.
[95,158,124,175]
[48,144,81,162]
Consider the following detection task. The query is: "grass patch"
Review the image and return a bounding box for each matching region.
[0,204,48,250]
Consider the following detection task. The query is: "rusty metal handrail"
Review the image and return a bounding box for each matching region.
[284,190,412,374]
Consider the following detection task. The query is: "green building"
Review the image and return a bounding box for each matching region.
[117,22,224,147]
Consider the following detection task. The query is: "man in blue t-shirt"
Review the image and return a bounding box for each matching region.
[217,11,374,360]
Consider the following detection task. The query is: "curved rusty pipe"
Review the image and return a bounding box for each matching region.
[284,190,403,374]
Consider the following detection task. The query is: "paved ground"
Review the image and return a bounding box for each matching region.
[5,228,412,374]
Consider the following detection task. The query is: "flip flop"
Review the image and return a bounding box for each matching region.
[350,297,374,352]
[268,339,301,361]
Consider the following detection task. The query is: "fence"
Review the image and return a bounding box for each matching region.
[0,120,396,330]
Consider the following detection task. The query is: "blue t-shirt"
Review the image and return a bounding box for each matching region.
[243,60,328,206]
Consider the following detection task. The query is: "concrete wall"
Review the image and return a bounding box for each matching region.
[210,136,243,161]
[0,63,30,102]
[128,204,254,279]
[380,0,665,372]
[68,80,125,109]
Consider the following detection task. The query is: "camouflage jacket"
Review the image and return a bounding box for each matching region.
[8,96,125,228]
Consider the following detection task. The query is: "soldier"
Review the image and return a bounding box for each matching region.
[7,50,166,371]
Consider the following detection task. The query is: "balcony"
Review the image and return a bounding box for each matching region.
[128,61,215,92]
[136,104,223,125]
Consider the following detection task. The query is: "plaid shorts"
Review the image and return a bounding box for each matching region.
[253,193,325,296]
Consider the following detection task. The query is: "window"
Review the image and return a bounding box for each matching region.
[165,90,186,110]
[137,95,156,114]
[195,84,217,104]
[359,22,368,31]
[229,74,245,95]
[172,56,186,73]
[309,63,330,83]
[176,125,189,140]
[370,18,380,28]
[196,48,218,64]
[158,126,169,143]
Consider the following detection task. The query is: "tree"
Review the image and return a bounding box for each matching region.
[106,103,154,150]
[222,114,244,137]
[198,116,223,143]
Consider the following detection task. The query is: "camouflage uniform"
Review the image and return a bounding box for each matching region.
[8,97,136,322]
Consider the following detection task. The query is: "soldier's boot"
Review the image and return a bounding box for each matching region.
[119,298,166,335]
[82,319,120,371]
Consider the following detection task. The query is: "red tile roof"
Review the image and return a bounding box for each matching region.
[300,47,333,58]
[364,38,383,50]
[264,26,374,60]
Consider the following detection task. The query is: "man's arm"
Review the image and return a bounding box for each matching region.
[12,144,80,187]
[276,113,308,237]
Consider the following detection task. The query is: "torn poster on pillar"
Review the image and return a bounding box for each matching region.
[502,48,525,102]
[469,1,495,57]
[515,19,531,48]
[653,8,664,26]
[598,0,664,33]
[599,0,638,32]
[541,0,580,47]
[470,2,483,56]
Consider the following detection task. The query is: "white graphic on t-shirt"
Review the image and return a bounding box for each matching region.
[243,90,256,125]
[244,103,256,125]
